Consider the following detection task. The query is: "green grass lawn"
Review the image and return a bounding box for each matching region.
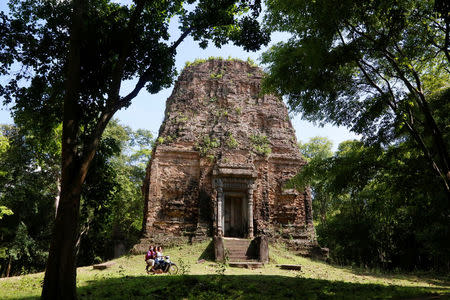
[1,240,449,299]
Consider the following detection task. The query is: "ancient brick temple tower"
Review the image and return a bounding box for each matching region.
[135,59,320,257]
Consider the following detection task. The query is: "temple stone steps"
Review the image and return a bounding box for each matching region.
[223,237,259,264]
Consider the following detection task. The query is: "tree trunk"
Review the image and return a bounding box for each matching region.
[55,177,61,217]
[42,0,84,298]
[415,91,450,195]
[41,177,82,299]
[6,256,11,277]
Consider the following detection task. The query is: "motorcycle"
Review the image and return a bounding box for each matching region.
[147,255,178,275]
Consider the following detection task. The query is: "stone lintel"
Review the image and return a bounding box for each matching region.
[268,154,305,164]
[281,189,299,196]
[213,164,257,178]
[155,147,199,159]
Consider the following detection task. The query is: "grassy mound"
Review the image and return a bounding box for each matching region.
[1,240,449,299]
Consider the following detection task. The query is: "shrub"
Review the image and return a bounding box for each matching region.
[250,134,271,156]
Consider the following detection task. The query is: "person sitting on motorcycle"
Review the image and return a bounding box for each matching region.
[145,245,156,272]
[155,246,165,270]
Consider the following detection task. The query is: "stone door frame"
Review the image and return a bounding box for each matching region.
[214,177,255,238]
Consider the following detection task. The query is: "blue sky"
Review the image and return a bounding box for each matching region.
[0,1,359,150]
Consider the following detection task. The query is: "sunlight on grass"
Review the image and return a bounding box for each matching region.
[1,239,449,299]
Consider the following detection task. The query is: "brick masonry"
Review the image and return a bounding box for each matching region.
[134,59,320,253]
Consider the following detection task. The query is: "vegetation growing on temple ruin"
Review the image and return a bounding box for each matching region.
[210,72,223,79]
[250,134,272,156]
[226,133,239,149]
[213,109,229,118]
[184,56,259,70]
[195,136,220,157]
[175,113,188,123]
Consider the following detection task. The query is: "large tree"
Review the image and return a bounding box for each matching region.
[78,120,154,266]
[262,0,450,195]
[0,125,57,277]
[296,137,333,224]
[0,120,153,276]
[0,0,269,298]
[291,138,449,270]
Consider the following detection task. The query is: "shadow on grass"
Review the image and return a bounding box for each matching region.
[198,240,215,261]
[14,274,450,300]
[338,265,450,288]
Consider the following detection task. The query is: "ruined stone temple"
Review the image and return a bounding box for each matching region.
[135,59,323,259]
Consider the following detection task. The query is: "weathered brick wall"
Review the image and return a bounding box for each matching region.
[138,59,317,248]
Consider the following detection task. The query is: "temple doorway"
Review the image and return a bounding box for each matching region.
[224,194,247,237]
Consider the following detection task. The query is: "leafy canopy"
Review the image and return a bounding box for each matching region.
[262,0,450,193]
[0,0,269,156]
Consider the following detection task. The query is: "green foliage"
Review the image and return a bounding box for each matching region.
[210,72,223,79]
[234,106,242,115]
[177,258,191,275]
[0,120,153,275]
[78,120,153,266]
[196,136,220,157]
[156,134,175,146]
[0,206,13,220]
[214,261,227,277]
[291,137,450,271]
[246,57,258,67]
[0,0,268,291]
[214,108,229,118]
[263,0,450,192]
[250,134,272,156]
[1,0,269,121]
[185,58,208,68]
[156,134,176,146]
[0,133,8,154]
[226,133,239,149]
[1,240,449,299]
[184,56,260,70]
[176,113,188,124]
[298,137,333,162]
[128,128,153,167]
[289,137,334,223]
[0,125,56,276]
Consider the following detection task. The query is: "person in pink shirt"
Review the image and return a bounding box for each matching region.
[145,245,156,272]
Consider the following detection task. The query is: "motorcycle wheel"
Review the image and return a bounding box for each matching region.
[168,263,178,275]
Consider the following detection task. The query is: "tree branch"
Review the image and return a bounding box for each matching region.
[390,43,450,183]
[77,0,150,177]
[338,30,393,108]
[118,28,193,108]
[78,110,116,185]
[444,20,450,63]
[107,0,148,107]
[339,29,450,193]
[170,28,192,51]
[359,59,398,109]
